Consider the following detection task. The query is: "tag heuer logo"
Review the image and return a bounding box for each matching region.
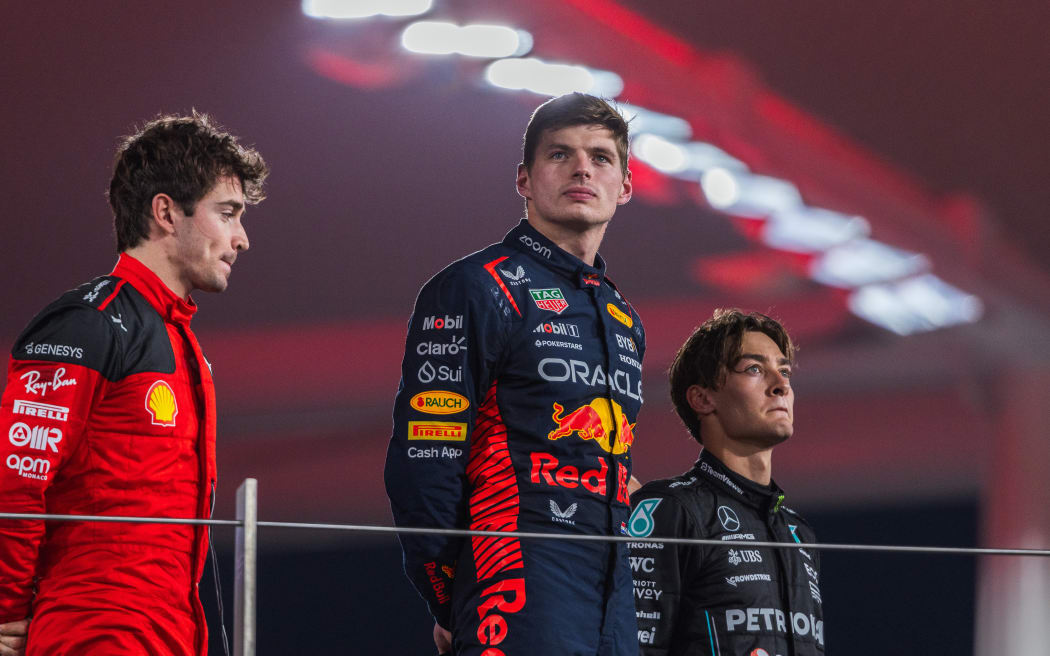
[529,288,569,314]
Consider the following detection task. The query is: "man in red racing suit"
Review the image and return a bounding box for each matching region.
[0,113,267,656]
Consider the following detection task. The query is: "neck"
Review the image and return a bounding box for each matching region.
[704,439,774,486]
[123,243,190,301]
[526,216,608,266]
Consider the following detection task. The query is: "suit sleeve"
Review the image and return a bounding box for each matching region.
[0,306,115,621]
[383,267,508,628]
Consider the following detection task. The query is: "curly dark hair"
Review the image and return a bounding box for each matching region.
[669,309,796,444]
[522,93,630,176]
[108,111,268,252]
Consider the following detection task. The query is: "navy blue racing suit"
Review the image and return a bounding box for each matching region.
[385,220,645,656]
[628,450,825,656]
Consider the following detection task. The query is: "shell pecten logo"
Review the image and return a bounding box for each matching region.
[410,390,469,415]
[145,380,178,427]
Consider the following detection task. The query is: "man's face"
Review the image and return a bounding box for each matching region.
[704,331,794,449]
[171,175,249,295]
[516,124,632,233]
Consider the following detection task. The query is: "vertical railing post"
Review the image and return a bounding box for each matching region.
[234,478,258,656]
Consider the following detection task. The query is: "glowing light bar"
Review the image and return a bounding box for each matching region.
[635,136,748,179]
[764,207,870,253]
[700,168,740,207]
[401,22,532,58]
[704,172,801,213]
[632,134,688,173]
[484,58,624,97]
[848,274,983,335]
[811,239,929,288]
[619,104,692,140]
[302,0,432,19]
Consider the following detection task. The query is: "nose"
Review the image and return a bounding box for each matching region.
[769,371,790,397]
[232,219,249,252]
[571,152,592,179]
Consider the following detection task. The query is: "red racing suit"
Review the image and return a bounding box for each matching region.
[0,253,217,655]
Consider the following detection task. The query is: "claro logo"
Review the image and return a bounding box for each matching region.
[410,391,469,415]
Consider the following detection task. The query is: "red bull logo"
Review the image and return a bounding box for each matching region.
[548,399,635,454]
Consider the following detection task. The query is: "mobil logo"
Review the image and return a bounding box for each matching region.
[422,314,463,331]
[547,398,635,454]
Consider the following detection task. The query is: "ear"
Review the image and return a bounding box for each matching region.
[515,163,531,200]
[150,193,179,238]
[686,384,716,416]
[616,168,633,206]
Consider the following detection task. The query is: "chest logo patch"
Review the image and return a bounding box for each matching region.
[410,391,469,415]
[718,505,741,532]
[607,303,633,328]
[529,288,569,314]
[146,380,178,427]
[627,498,661,538]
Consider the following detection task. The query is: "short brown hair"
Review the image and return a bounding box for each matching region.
[108,111,268,252]
[522,93,630,176]
[669,309,795,444]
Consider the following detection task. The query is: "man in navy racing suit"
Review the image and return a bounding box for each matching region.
[628,310,825,656]
[385,93,643,656]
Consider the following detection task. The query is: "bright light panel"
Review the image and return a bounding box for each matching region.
[707,172,801,213]
[700,168,740,207]
[401,22,531,58]
[619,104,692,140]
[484,58,623,97]
[303,0,432,19]
[848,274,983,334]
[764,207,870,253]
[632,134,688,173]
[811,238,929,288]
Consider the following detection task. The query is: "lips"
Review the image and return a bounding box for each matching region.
[563,186,596,200]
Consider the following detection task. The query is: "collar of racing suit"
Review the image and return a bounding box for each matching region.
[695,448,787,516]
[111,252,198,325]
[503,219,608,289]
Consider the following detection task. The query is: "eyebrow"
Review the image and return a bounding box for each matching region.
[215,200,245,211]
[545,143,617,160]
[734,353,792,367]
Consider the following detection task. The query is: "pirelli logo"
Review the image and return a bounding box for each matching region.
[409,421,468,442]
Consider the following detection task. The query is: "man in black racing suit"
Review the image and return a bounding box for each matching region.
[628,310,824,656]
[385,93,643,656]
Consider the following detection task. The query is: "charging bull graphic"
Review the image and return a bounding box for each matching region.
[548,399,635,454]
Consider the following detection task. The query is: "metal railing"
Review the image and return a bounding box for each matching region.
[2,477,1049,655]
